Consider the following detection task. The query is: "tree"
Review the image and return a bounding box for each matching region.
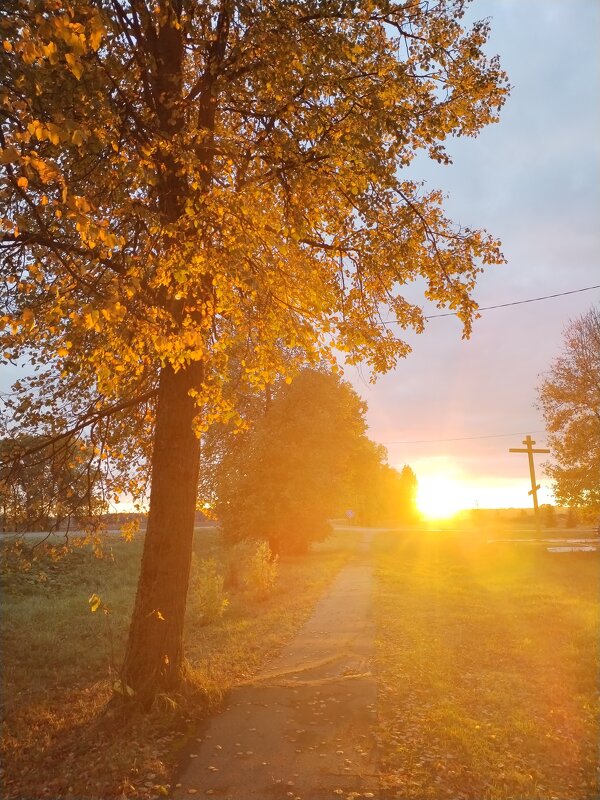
[216,369,371,553]
[538,306,600,517]
[349,444,418,526]
[395,465,419,522]
[197,345,304,513]
[212,375,418,535]
[344,434,388,525]
[1,0,508,705]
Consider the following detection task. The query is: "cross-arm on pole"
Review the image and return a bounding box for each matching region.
[509,435,550,534]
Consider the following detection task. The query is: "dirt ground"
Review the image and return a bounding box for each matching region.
[172,531,378,799]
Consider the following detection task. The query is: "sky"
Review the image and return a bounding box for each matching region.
[347,0,600,512]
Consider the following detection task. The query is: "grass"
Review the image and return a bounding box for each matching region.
[0,528,357,799]
[374,531,600,800]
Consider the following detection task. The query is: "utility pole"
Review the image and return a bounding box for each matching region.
[509,435,550,534]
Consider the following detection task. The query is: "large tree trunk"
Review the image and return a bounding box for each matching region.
[118,1,229,708]
[121,361,203,707]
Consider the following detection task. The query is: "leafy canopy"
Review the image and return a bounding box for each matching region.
[216,369,383,553]
[2,0,507,502]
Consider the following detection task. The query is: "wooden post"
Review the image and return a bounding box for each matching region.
[509,435,550,534]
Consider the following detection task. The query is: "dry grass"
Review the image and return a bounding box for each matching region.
[374,531,600,800]
[0,528,357,799]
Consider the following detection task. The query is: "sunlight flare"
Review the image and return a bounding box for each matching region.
[416,473,471,520]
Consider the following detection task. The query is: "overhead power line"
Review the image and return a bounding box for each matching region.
[383,284,600,324]
[383,430,547,445]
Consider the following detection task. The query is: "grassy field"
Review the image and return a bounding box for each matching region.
[1,528,357,799]
[374,531,600,800]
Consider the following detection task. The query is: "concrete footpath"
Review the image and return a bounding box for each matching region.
[172,533,378,799]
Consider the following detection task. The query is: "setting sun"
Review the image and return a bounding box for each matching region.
[416,474,470,520]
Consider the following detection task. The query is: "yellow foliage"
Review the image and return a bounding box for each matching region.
[42,41,57,59]
[65,52,83,80]
[88,22,104,52]
[120,518,140,541]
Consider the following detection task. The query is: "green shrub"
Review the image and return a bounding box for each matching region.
[192,557,229,624]
[243,540,279,601]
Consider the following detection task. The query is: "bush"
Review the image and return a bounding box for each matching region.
[243,540,279,601]
[224,539,279,600]
[191,557,229,625]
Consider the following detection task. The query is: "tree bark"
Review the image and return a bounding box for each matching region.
[121,360,203,706]
[119,2,229,708]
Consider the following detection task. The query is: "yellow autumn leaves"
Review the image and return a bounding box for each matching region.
[1,0,511,451]
[27,120,62,146]
[81,302,127,332]
[5,8,105,73]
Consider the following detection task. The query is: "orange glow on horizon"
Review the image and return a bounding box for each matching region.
[416,473,469,520]
[411,456,555,519]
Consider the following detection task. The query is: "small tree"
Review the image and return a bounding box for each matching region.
[538,307,600,518]
[217,370,372,553]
